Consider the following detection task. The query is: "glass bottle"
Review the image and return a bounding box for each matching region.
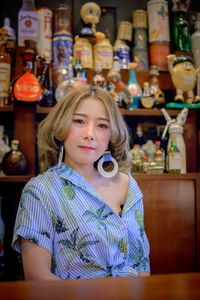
[168,135,181,173]
[0,18,16,57]
[134,123,145,147]
[0,196,5,279]
[38,60,55,107]
[140,82,154,108]
[126,62,142,109]
[92,61,107,90]
[10,41,41,103]
[149,65,165,108]
[191,14,200,99]
[0,125,11,173]
[74,50,86,80]
[173,11,191,52]
[18,0,38,47]
[55,56,76,102]
[0,41,11,106]
[2,140,28,175]
[153,140,165,172]
[107,56,131,108]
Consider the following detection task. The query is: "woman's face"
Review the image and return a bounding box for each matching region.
[63,97,111,170]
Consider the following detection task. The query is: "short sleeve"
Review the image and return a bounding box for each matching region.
[12,178,55,254]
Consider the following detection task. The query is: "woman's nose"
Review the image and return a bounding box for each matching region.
[83,124,95,140]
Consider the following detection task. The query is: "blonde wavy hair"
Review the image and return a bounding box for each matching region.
[37,85,131,173]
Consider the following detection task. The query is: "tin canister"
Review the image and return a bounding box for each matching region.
[37,7,52,62]
[73,37,93,69]
[54,4,72,34]
[132,10,147,29]
[117,21,133,42]
[94,39,113,70]
[147,0,170,43]
[133,48,149,71]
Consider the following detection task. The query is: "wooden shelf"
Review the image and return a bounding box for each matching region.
[0,104,14,112]
[36,105,180,117]
[120,108,179,117]
[0,175,34,183]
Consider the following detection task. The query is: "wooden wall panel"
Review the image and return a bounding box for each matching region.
[134,174,199,274]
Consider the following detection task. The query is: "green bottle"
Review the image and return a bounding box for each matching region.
[173,11,191,52]
[168,137,181,173]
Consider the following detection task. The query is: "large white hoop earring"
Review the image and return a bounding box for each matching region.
[97,151,119,178]
[58,143,64,168]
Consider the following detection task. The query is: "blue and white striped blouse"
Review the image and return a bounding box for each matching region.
[12,163,150,279]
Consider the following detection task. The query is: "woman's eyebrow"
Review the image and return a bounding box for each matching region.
[73,113,110,122]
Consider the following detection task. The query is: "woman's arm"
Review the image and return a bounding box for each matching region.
[21,238,60,281]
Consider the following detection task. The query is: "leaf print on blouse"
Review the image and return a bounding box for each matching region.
[118,237,128,258]
[129,238,149,272]
[61,181,75,200]
[58,227,99,269]
[82,205,114,230]
[51,214,68,233]
[39,230,51,239]
[134,209,145,241]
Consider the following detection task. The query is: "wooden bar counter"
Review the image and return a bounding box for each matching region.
[0,273,200,300]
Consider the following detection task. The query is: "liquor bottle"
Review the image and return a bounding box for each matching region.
[191,14,200,98]
[92,61,107,90]
[168,135,181,173]
[149,65,165,108]
[0,196,5,280]
[134,123,145,147]
[113,39,130,69]
[140,82,154,108]
[0,18,16,57]
[0,125,11,172]
[18,0,38,47]
[38,61,55,107]
[153,140,165,172]
[2,140,28,175]
[74,50,86,80]
[0,41,11,106]
[10,41,41,103]
[173,11,191,52]
[126,62,142,109]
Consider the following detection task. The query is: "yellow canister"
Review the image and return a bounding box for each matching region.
[73,37,93,69]
[117,21,133,42]
[93,38,113,70]
[132,9,147,28]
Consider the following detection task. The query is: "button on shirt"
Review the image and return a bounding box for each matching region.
[12,163,150,279]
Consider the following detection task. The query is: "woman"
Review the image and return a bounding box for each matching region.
[12,85,150,280]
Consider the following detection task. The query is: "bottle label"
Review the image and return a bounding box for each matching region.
[141,96,154,108]
[114,48,130,68]
[18,11,38,46]
[14,72,41,102]
[169,153,181,170]
[37,8,53,62]
[0,63,11,98]
[52,33,73,69]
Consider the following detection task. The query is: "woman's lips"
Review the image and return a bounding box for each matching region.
[78,146,95,151]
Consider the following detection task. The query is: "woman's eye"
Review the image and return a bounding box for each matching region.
[98,123,108,128]
[73,119,84,124]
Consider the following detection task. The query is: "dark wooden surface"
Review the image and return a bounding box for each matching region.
[134,173,200,274]
[0,273,200,300]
